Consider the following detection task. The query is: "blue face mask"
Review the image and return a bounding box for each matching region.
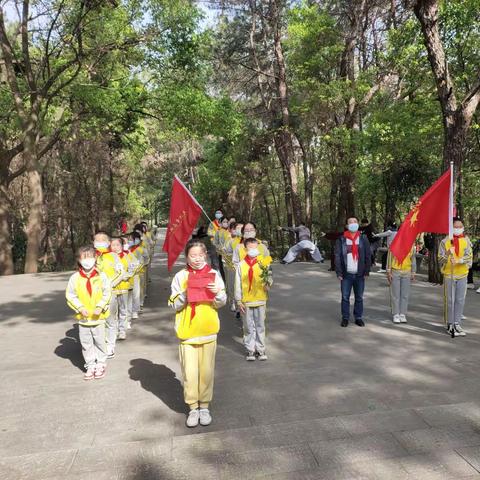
[215,212,222,220]
[348,223,359,233]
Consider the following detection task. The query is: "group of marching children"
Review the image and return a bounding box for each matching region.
[66,221,156,380]
[169,209,273,428]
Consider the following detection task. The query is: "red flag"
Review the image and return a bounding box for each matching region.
[162,176,202,271]
[390,168,453,263]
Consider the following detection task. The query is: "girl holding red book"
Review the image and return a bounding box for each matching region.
[168,240,227,428]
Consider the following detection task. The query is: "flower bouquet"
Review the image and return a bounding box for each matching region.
[257,255,273,287]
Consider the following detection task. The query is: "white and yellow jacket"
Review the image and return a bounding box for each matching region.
[234,259,272,307]
[66,270,112,326]
[232,240,270,266]
[439,236,473,280]
[168,268,227,344]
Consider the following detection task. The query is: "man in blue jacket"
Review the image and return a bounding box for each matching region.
[335,217,371,327]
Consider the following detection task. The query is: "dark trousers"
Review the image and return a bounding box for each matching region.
[341,273,365,320]
[381,251,388,270]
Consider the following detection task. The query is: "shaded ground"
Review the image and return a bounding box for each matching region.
[1,230,480,479]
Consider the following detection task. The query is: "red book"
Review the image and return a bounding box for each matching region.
[187,272,216,303]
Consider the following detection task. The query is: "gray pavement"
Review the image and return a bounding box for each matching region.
[1,230,480,479]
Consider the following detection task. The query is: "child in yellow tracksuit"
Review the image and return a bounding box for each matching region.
[232,222,270,266]
[235,237,273,361]
[439,217,473,336]
[110,237,135,340]
[121,235,139,328]
[94,232,123,358]
[168,240,226,428]
[129,231,146,320]
[387,246,416,324]
[224,222,243,313]
[66,246,112,380]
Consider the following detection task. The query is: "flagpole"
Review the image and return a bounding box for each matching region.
[449,161,455,338]
[174,174,213,223]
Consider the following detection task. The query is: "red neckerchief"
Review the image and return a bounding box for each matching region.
[78,268,98,296]
[213,219,220,229]
[117,251,126,259]
[453,234,464,257]
[130,244,140,253]
[187,263,212,320]
[95,248,111,257]
[343,231,360,262]
[244,255,258,292]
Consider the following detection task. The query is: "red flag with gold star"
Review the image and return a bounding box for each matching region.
[390,168,453,263]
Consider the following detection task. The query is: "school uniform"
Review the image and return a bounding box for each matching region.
[232,240,270,266]
[439,235,473,326]
[168,266,226,410]
[96,249,123,355]
[387,247,416,317]
[66,269,111,369]
[234,256,273,355]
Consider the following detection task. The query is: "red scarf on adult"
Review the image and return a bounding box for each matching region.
[244,255,258,292]
[453,234,464,257]
[79,268,98,296]
[187,263,212,321]
[343,231,360,262]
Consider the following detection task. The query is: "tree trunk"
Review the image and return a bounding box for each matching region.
[24,166,44,273]
[0,186,14,275]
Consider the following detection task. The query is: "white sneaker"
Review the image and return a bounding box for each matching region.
[461,314,467,320]
[378,269,386,273]
[477,287,480,294]
[118,331,126,340]
[186,409,200,428]
[454,324,466,336]
[127,322,132,330]
[399,314,407,323]
[199,408,212,426]
[258,353,268,361]
[393,315,401,324]
[467,284,475,290]
[246,352,256,361]
[230,302,236,312]
[132,313,139,320]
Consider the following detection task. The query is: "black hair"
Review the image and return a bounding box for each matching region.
[452,216,463,223]
[184,239,207,256]
[244,238,259,248]
[229,222,238,230]
[361,218,369,224]
[346,216,358,223]
[132,231,142,240]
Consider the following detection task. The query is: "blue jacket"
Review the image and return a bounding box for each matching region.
[335,234,371,277]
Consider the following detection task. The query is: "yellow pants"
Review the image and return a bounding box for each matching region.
[179,340,217,410]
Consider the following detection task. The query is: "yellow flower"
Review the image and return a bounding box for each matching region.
[258,255,272,267]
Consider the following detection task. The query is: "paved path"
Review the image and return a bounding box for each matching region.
[2,230,480,479]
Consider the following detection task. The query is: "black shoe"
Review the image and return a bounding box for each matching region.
[236,312,241,320]
[341,319,349,327]
[280,260,287,265]
[355,319,365,327]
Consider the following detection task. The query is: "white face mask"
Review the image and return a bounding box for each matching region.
[235,228,242,237]
[247,248,259,258]
[347,223,359,233]
[190,261,206,270]
[94,241,110,250]
[80,258,96,271]
[453,227,464,236]
[134,238,141,245]
[243,230,256,239]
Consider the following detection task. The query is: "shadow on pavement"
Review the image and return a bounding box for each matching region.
[129,359,187,414]
[54,324,84,371]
